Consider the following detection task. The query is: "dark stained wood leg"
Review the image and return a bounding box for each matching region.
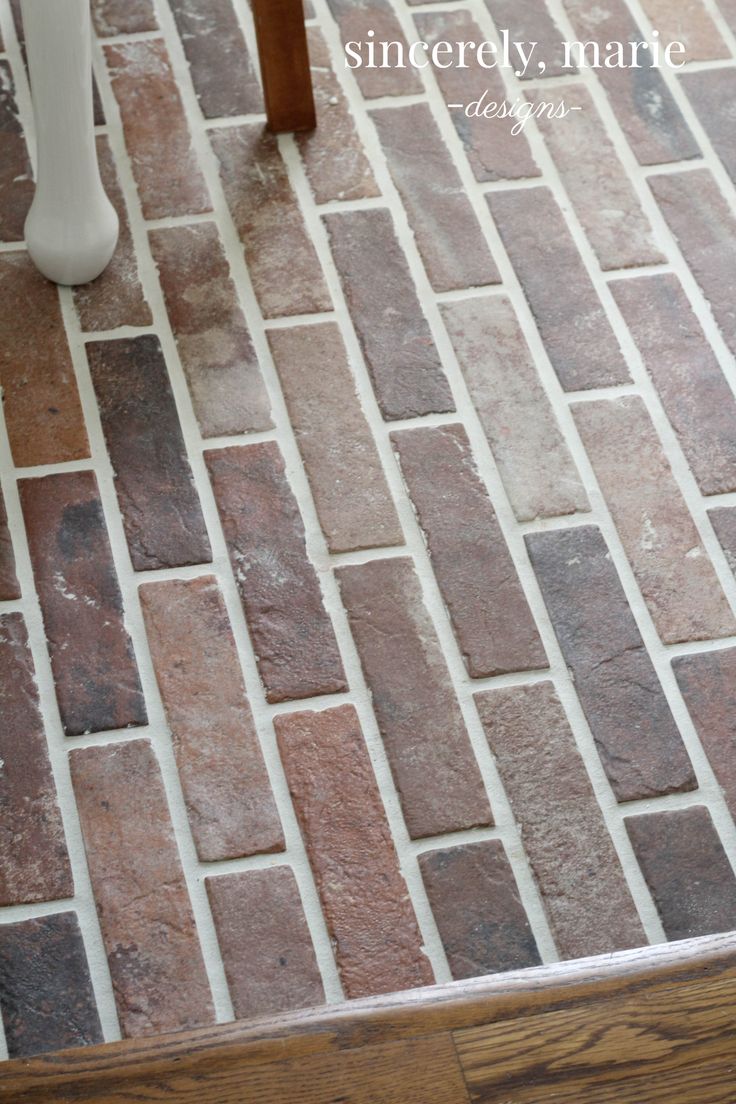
[252,0,316,134]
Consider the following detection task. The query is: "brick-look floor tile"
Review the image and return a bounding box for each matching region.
[0,255,89,467]
[372,103,500,292]
[391,424,546,677]
[530,85,664,271]
[611,274,736,496]
[710,507,736,578]
[150,222,272,438]
[91,0,157,35]
[0,59,33,241]
[482,0,570,77]
[414,11,540,182]
[526,527,696,802]
[476,682,646,958]
[325,0,423,99]
[574,396,735,643]
[105,39,211,220]
[211,124,331,319]
[0,913,102,1058]
[418,842,541,979]
[70,739,215,1037]
[0,487,20,601]
[87,336,212,572]
[626,807,736,940]
[681,71,736,187]
[563,0,699,165]
[206,443,347,703]
[268,323,403,553]
[73,137,152,332]
[298,28,379,204]
[641,0,727,61]
[324,208,454,420]
[674,647,736,824]
[336,557,491,838]
[441,296,589,522]
[206,868,324,1018]
[20,472,147,736]
[0,613,72,906]
[276,705,434,997]
[488,189,630,391]
[140,576,283,861]
[169,0,262,119]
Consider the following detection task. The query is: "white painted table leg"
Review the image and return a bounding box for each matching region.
[21,0,118,285]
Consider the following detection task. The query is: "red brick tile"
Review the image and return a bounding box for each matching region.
[0,613,72,906]
[211,124,331,319]
[71,739,214,1037]
[0,60,33,242]
[441,296,589,522]
[489,188,630,390]
[563,0,699,165]
[611,274,736,496]
[206,443,347,703]
[526,526,696,802]
[391,424,546,677]
[710,507,736,577]
[674,647,736,825]
[324,208,454,420]
[298,28,379,204]
[206,868,324,1018]
[91,0,157,35]
[716,0,736,37]
[105,39,211,220]
[414,10,540,182]
[681,70,736,186]
[73,137,152,332]
[140,576,283,861]
[626,806,736,940]
[20,472,147,736]
[0,254,89,467]
[325,0,423,99]
[0,913,102,1058]
[275,705,434,997]
[574,396,735,643]
[640,0,727,61]
[0,487,20,601]
[269,324,402,553]
[372,103,500,292]
[482,0,570,78]
[476,682,646,958]
[169,0,263,119]
[336,557,491,838]
[150,222,272,437]
[418,842,541,979]
[87,336,212,572]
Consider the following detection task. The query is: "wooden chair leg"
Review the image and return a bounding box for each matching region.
[252,0,316,134]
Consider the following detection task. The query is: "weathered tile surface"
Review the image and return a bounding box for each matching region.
[681,69,736,185]
[91,0,157,35]
[482,0,569,77]
[169,0,263,119]
[325,0,423,98]
[0,59,33,242]
[0,487,20,601]
[674,647,736,825]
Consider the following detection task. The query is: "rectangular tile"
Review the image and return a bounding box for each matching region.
[325,0,423,99]
[0,486,20,600]
[0,59,33,241]
[91,0,157,35]
[483,0,570,77]
[680,72,736,185]
[710,507,736,578]
[169,0,262,118]
[640,0,727,61]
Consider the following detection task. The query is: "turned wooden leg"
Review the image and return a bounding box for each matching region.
[252,0,316,133]
[21,0,118,285]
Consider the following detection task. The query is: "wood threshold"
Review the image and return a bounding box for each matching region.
[2,932,736,1102]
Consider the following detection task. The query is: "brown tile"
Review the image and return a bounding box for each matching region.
[482,0,570,77]
[0,254,89,467]
[681,70,736,187]
[206,443,347,703]
[418,842,541,979]
[414,10,540,182]
[476,683,646,958]
[20,472,147,736]
[0,613,72,905]
[91,0,157,35]
[372,102,500,292]
[626,806,736,940]
[150,222,272,437]
[169,0,263,119]
[337,557,491,838]
[0,486,20,600]
[70,739,215,1037]
[140,576,283,861]
[441,296,589,522]
[526,526,696,802]
[206,868,324,1018]
[0,913,102,1058]
[574,396,735,643]
[73,137,152,332]
[211,124,331,319]
[276,705,434,997]
[710,507,736,578]
[87,336,212,572]
[105,39,211,220]
[640,0,728,61]
[325,0,423,99]
[324,208,454,420]
[391,424,546,677]
[611,273,736,495]
[674,647,736,825]
[0,59,33,241]
[269,323,402,553]
[488,188,630,390]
